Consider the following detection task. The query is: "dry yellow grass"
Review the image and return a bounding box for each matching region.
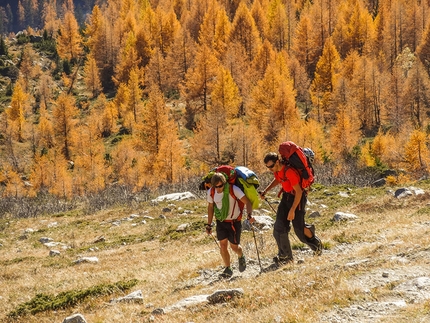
[1,183,430,323]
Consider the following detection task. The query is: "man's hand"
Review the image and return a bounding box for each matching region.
[205,223,213,234]
[287,209,295,221]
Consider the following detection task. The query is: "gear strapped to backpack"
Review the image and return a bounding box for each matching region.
[278,141,315,191]
[200,165,260,212]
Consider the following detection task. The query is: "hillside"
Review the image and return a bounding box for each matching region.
[1,182,429,323]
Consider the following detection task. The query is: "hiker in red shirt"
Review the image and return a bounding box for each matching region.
[260,152,322,266]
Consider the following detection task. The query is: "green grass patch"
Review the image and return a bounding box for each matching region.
[7,279,139,318]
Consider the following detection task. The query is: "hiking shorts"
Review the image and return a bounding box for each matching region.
[216,220,242,245]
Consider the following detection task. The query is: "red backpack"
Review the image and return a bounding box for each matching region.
[278,141,315,190]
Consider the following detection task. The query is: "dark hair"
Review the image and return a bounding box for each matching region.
[263,152,279,164]
[211,172,227,186]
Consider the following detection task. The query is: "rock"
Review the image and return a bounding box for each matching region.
[39,237,53,243]
[308,211,321,218]
[394,188,412,198]
[207,288,244,304]
[110,290,144,303]
[93,236,105,243]
[49,250,60,257]
[372,178,386,187]
[62,313,87,323]
[176,223,189,232]
[332,212,358,222]
[162,207,171,212]
[152,192,197,202]
[74,257,99,264]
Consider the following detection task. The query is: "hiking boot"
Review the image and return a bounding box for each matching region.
[238,255,246,272]
[308,236,323,256]
[220,266,233,278]
[273,256,293,267]
[314,236,323,256]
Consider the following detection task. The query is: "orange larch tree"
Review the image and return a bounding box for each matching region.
[56,9,83,62]
[52,93,79,161]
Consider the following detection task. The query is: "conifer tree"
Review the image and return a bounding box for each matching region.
[404,129,429,173]
[311,37,341,124]
[52,93,79,161]
[56,10,83,61]
[211,66,242,118]
[229,1,261,61]
[6,82,29,143]
[83,53,103,98]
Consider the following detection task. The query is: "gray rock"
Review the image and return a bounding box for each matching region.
[394,188,412,198]
[308,211,321,218]
[74,257,99,264]
[176,223,189,232]
[333,212,358,222]
[49,250,60,257]
[62,313,87,323]
[110,290,143,303]
[207,288,244,304]
[39,237,53,244]
[372,178,386,187]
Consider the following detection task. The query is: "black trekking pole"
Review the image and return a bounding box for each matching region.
[263,196,278,215]
[250,223,262,273]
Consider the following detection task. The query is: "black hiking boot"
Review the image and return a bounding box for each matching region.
[273,256,293,267]
[220,266,233,278]
[308,236,323,256]
[238,255,246,272]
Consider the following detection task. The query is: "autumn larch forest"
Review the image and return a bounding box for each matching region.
[0,0,429,202]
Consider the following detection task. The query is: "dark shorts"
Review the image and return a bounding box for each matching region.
[216,220,242,245]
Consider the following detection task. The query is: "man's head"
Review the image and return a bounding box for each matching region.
[211,172,227,193]
[264,152,281,172]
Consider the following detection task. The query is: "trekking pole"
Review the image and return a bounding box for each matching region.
[263,196,278,215]
[250,223,262,273]
[210,232,220,249]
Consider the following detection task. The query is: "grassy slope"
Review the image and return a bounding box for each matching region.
[1,182,430,322]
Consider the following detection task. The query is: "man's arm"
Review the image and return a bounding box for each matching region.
[260,178,280,198]
[206,202,214,234]
[287,183,303,221]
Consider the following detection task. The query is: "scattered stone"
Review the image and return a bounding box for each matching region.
[74,257,99,264]
[159,215,166,219]
[345,259,370,268]
[176,223,189,232]
[332,212,358,222]
[25,228,35,233]
[40,237,53,244]
[143,215,154,220]
[162,207,171,212]
[207,288,244,304]
[49,250,60,257]
[339,192,349,198]
[93,236,105,243]
[308,211,321,218]
[62,313,87,323]
[110,290,144,303]
[372,178,386,187]
[382,272,389,278]
[48,222,58,228]
[394,188,412,199]
[130,214,139,219]
[151,191,197,202]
